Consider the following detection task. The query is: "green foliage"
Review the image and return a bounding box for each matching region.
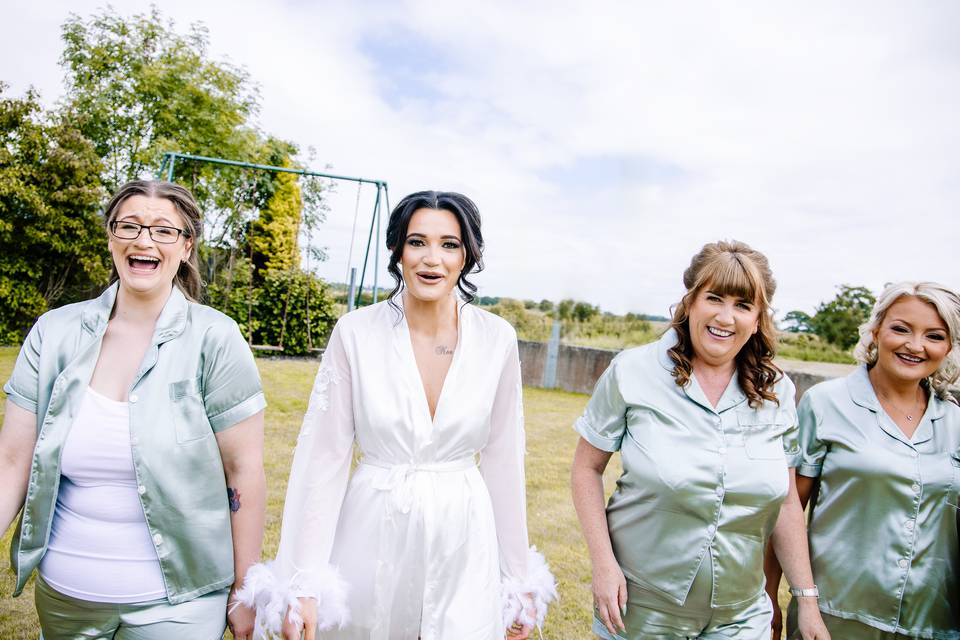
[249,170,302,274]
[782,310,813,333]
[538,299,554,312]
[776,332,855,364]
[809,284,876,350]
[486,298,552,342]
[251,270,336,355]
[207,260,336,356]
[0,84,108,343]
[59,7,257,192]
[561,314,657,350]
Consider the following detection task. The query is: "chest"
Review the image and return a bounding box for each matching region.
[89,324,154,400]
[408,328,459,418]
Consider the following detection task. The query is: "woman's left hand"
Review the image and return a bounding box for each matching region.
[507,619,533,639]
[227,595,256,640]
[795,599,830,640]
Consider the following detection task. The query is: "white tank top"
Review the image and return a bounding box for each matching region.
[38,387,167,603]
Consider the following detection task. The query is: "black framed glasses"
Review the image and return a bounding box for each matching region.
[109,220,189,244]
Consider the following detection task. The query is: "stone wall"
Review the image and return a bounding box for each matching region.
[519,339,857,403]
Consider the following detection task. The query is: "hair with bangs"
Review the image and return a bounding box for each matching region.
[103,180,203,302]
[854,281,960,401]
[668,239,782,407]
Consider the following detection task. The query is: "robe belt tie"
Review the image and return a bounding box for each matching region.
[362,456,477,514]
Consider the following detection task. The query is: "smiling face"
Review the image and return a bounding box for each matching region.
[873,295,951,385]
[399,207,465,303]
[108,195,192,300]
[687,286,761,368]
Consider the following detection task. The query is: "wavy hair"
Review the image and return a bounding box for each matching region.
[103,180,203,302]
[853,281,960,401]
[384,190,484,313]
[668,240,782,408]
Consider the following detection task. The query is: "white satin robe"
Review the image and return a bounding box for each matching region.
[273,298,533,639]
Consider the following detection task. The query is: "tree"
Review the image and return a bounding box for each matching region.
[572,301,599,322]
[59,7,258,192]
[0,84,108,343]
[538,299,554,313]
[782,310,813,333]
[810,285,875,349]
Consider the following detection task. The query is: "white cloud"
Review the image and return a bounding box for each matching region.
[4,1,959,316]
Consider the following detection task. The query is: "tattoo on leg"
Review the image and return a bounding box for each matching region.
[435,345,454,356]
[227,487,242,512]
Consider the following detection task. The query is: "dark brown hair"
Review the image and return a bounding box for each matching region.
[103,180,203,301]
[668,239,782,407]
[385,190,484,311]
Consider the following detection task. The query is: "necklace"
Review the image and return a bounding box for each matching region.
[876,386,925,422]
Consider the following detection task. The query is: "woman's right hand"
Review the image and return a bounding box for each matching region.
[592,557,627,636]
[282,597,317,640]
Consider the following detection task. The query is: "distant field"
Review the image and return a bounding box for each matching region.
[0,347,791,639]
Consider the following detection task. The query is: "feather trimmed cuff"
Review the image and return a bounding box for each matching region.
[501,546,558,631]
[235,561,349,638]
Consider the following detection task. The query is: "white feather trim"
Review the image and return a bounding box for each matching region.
[235,560,349,638]
[501,546,558,632]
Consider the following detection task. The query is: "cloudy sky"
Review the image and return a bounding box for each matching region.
[4,1,959,318]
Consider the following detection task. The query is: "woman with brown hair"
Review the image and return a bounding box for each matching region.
[0,180,266,639]
[571,240,829,639]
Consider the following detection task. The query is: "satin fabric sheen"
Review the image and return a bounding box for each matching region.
[4,283,266,604]
[794,366,960,639]
[575,329,799,613]
[272,299,531,639]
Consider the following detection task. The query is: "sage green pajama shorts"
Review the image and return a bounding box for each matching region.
[593,558,773,640]
[35,576,229,640]
[788,608,919,640]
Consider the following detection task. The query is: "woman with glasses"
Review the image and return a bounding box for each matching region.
[0,180,266,639]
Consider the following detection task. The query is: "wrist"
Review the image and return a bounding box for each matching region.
[788,585,819,599]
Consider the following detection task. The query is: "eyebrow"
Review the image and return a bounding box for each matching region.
[406,232,462,240]
[117,213,178,226]
[888,317,947,332]
[706,290,752,303]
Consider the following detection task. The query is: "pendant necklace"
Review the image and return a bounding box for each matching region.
[877,386,924,422]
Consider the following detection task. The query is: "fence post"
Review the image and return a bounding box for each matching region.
[543,320,561,388]
[347,267,357,312]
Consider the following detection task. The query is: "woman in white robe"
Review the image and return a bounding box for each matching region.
[239,191,556,640]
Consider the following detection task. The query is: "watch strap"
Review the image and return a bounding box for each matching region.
[789,585,820,598]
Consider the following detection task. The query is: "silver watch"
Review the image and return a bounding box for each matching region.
[789,585,820,598]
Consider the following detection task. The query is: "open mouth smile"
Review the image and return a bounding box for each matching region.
[127,254,161,273]
[707,326,734,338]
[416,271,444,284]
[894,352,924,365]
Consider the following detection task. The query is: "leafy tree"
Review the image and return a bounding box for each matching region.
[538,299,554,312]
[810,285,875,349]
[782,310,813,333]
[557,299,575,321]
[59,6,257,192]
[572,301,599,322]
[0,84,108,343]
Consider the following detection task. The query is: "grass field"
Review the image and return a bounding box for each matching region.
[0,347,789,639]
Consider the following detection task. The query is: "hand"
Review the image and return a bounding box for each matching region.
[227,594,256,640]
[282,597,317,640]
[506,595,536,640]
[770,596,783,639]
[795,599,830,640]
[592,558,627,636]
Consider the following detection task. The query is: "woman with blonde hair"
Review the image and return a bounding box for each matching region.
[572,240,829,639]
[767,281,960,639]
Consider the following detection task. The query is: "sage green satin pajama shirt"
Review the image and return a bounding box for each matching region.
[4,284,266,638]
[575,330,800,639]
[789,366,960,640]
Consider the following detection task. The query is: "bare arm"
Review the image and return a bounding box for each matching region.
[571,437,625,636]
[769,469,829,640]
[0,401,37,536]
[216,410,266,640]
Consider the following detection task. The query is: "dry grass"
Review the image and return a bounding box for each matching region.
[0,349,789,638]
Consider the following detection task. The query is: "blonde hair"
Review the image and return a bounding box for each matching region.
[854,281,960,400]
[668,240,781,408]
